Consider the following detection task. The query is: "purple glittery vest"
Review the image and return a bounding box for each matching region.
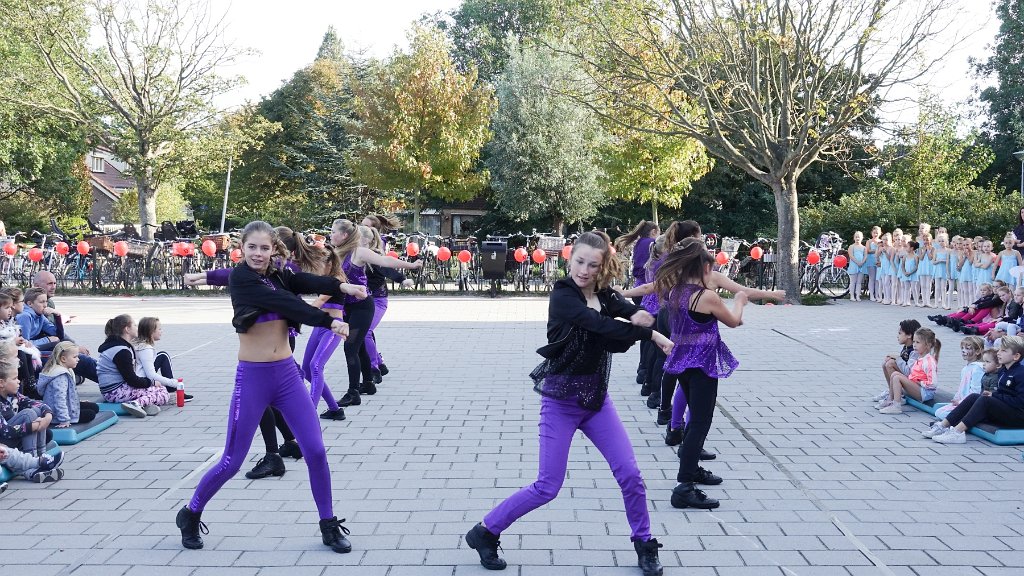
[342,254,367,305]
[662,284,739,378]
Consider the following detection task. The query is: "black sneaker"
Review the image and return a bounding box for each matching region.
[371,368,383,384]
[378,363,389,376]
[319,516,352,553]
[656,409,670,426]
[338,390,361,407]
[0,481,6,495]
[320,409,347,421]
[359,381,377,395]
[647,394,660,410]
[176,505,208,549]
[29,451,64,483]
[244,453,286,480]
[640,381,653,397]
[634,537,664,576]
[466,522,506,570]
[183,393,194,402]
[278,440,303,459]
[670,482,720,509]
[677,445,718,461]
[636,370,647,385]
[665,426,683,446]
[936,316,949,326]
[691,466,723,485]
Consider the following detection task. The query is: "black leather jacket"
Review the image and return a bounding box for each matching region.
[229,262,344,333]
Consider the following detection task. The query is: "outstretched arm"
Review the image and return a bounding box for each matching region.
[708,270,785,301]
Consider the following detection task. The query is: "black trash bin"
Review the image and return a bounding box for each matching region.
[480,241,507,296]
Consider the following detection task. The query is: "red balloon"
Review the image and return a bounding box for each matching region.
[229,248,242,263]
[807,250,821,265]
[76,241,90,255]
[27,247,43,262]
[437,246,452,261]
[386,250,399,259]
[532,249,546,264]
[834,254,848,269]
[457,249,472,263]
[715,251,728,265]
[113,241,129,257]
[406,242,419,257]
[54,242,69,256]
[750,246,764,260]
[201,240,217,257]
[2,243,16,256]
[185,243,195,256]
[561,245,572,260]
[514,247,528,263]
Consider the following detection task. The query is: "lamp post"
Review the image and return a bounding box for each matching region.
[1014,150,1024,199]
[219,155,232,233]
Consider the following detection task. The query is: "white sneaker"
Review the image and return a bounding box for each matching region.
[933,428,967,444]
[875,398,891,410]
[871,390,889,402]
[879,403,903,414]
[922,421,948,438]
[144,404,161,416]
[121,401,147,418]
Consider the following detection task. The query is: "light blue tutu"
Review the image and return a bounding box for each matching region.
[917,251,932,276]
[847,246,865,275]
[932,254,948,279]
[880,252,893,277]
[996,254,1018,284]
[962,261,974,284]
[865,242,878,269]
[975,259,994,284]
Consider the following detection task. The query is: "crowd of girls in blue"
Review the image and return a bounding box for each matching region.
[846,222,1024,309]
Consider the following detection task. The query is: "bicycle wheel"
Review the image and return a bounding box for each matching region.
[758,263,776,291]
[817,265,851,299]
[799,263,818,296]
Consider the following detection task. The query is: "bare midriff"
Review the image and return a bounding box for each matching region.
[238,319,293,362]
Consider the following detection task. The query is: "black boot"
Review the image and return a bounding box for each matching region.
[656,409,670,426]
[936,316,949,326]
[640,381,653,397]
[339,389,361,406]
[278,440,303,460]
[677,444,718,461]
[371,367,383,384]
[466,522,506,570]
[636,369,647,385]
[320,408,346,421]
[319,516,352,553]
[245,453,286,479]
[359,381,377,395]
[378,362,389,376]
[670,482,720,509]
[175,506,208,549]
[691,466,723,485]
[665,426,683,446]
[634,537,664,576]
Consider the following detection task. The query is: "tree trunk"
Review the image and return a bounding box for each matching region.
[552,216,564,236]
[651,199,659,227]
[773,176,801,303]
[412,189,421,233]
[135,168,158,241]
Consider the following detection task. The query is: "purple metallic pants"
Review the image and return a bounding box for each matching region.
[302,326,341,411]
[363,295,388,369]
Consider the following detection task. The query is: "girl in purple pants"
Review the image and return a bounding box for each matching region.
[465,231,674,576]
[175,221,366,554]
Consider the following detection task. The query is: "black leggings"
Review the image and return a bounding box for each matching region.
[670,368,719,482]
[343,296,375,392]
[78,401,99,424]
[648,310,672,410]
[945,393,1024,429]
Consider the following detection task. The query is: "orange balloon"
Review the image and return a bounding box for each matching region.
[406,242,419,257]
[27,247,43,262]
[514,247,528,263]
[715,251,728,265]
[532,249,546,264]
[561,245,572,260]
[201,240,217,257]
[76,241,90,255]
[54,242,69,255]
[229,248,242,263]
[113,241,129,257]
[437,247,452,261]
[807,250,820,265]
[750,246,764,260]
[386,250,399,259]
[3,243,16,256]
[457,249,472,263]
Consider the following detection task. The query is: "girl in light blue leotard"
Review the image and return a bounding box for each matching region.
[932,233,951,309]
[866,226,881,301]
[848,231,867,301]
[996,232,1023,288]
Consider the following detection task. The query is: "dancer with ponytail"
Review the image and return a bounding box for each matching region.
[331,220,421,408]
[361,215,413,383]
[615,221,660,393]
[466,231,673,576]
[176,221,365,553]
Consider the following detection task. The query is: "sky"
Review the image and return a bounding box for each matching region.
[208,0,1001,131]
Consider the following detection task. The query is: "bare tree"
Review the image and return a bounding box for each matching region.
[565,0,961,300]
[1,0,245,239]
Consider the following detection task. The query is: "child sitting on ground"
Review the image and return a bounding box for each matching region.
[36,341,98,428]
[874,319,922,403]
[960,286,1018,335]
[15,288,60,353]
[0,292,41,369]
[931,283,1001,330]
[880,328,941,414]
[981,349,1001,394]
[97,314,168,418]
[134,317,191,401]
[0,360,52,456]
[935,336,985,420]
[0,442,63,483]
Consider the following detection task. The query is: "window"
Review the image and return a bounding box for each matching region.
[90,156,105,172]
[419,214,441,236]
[452,214,478,236]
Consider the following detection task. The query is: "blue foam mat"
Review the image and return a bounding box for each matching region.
[0,442,63,482]
[96,402,128,416]
[905,394,1024,445]
[50,411,118,445]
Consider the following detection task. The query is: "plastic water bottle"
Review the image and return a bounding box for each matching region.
[176,378,185,408]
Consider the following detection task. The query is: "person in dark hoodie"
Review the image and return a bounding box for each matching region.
[96,314,168,418]
[924,335,1024,444]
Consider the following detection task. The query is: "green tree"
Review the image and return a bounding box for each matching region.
[487,41,608,234]
[348,25,495,232]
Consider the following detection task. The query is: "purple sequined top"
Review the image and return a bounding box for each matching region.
[342,254,367,305]
[640,257,663,314]
[662,284,739,378]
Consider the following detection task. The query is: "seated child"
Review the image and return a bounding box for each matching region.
[97,314,168,418]
[0,291,41,368]
[0,441,63,483]
[15,288,60,353]
[934,336,984,420]
[36,341,98,427]
[962,286,1019,335]
[981,349,1001,393]
[134,317,191,401]
[0,360,52,456]
[874,319,922,403]
[880,328,941,414]
[930,283,1000,329]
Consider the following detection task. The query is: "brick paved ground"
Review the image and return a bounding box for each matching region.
[2,295,1023,576]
